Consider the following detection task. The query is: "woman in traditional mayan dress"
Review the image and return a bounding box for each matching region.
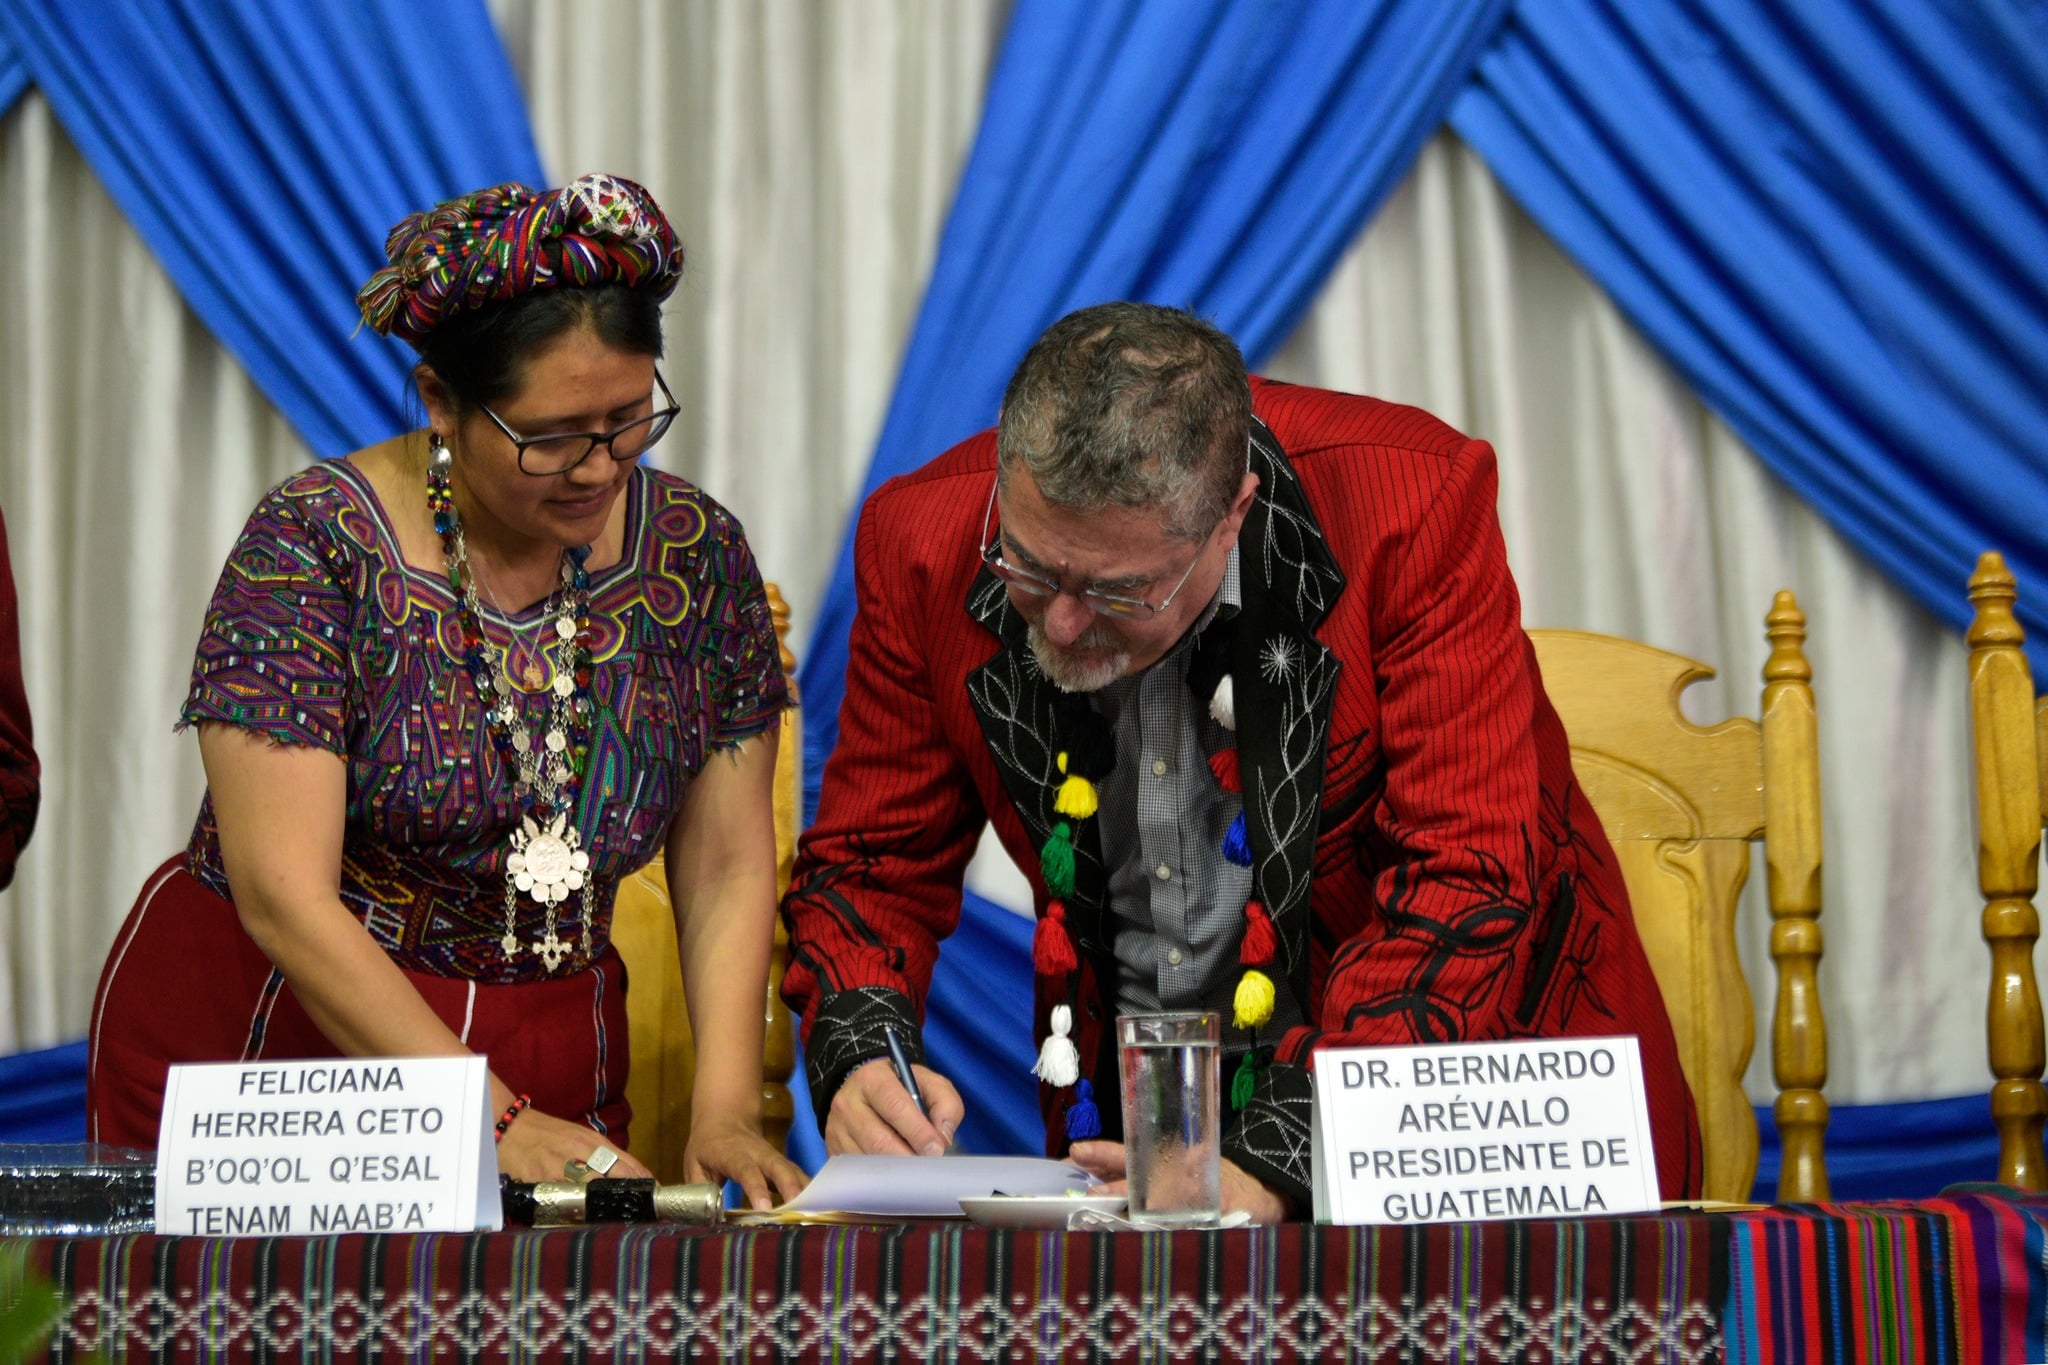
[88,175,806,1205]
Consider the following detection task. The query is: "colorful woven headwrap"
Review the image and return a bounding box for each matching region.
[356,173,684,347]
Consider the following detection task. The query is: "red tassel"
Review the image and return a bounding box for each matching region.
[1240,899,1277,967]
[1208,748,1242,793]
[1034,899,1079,977]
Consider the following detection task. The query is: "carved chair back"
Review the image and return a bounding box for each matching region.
[1529,591,1828,1203]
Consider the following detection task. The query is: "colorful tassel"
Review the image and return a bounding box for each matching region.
[1053,751,1099,819]
[1064,1078,1102,1140]
[1033,1004,1080,1087]
[1039,822,1076,898]
[1207,748,1241,793]
[1233,969,1275,1030]
[1240,899,1277,967]
[1033,899,1079,977]
[1209,675,1236,731]
[1230,1049,1258,1112]
[1221,810,1253,866]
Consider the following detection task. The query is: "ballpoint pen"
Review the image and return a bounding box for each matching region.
[883,1024,958,1154]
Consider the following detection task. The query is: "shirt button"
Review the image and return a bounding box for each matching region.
[1151,758,1169,777]
[1155,864,1172,881]
[1167,947,1184,966]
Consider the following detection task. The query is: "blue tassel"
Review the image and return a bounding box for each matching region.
[1064,1080,1102,1140]
[1221,811,1253,867]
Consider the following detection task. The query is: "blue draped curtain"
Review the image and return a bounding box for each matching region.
[0,1042,86,1143]
[1451,0,2048,666]
[0,35,23,113]
[0,0,545,455]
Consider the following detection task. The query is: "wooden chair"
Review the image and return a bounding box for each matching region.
[609,584,800,1182]
[1529,591,1828,1204]
[1966,551,2048,1189]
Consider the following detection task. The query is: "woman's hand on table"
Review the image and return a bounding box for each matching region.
[684,1118,809,1211]
[1066,1140,1293,1225]
[498,1106,652,1184]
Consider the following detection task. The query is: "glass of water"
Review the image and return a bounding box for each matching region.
[1116,1011,1222,1226]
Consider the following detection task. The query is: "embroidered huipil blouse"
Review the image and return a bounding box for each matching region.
[178,461,788,983]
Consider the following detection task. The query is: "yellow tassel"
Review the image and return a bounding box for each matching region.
[1053,751,1098,819]
[1055,775,1098,819]
[1233,969,1275,1030]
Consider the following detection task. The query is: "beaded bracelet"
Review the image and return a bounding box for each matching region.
[494,1093,532,1143]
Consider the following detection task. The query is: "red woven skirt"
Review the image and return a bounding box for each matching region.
[87,855,631,1152]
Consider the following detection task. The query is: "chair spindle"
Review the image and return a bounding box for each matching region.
[1968,552,2047,1189]
[762,583,799,1155]
[1761,591,1829,1201]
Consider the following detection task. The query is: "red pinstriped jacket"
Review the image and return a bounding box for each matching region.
[0,507,36,891]
[782,378,1703,1204]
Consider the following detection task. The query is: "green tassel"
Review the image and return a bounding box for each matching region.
[1230,1049,1257,1113]
[1039,822,1076,898]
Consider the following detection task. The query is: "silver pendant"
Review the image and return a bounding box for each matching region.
[534,928,571,973]
[508,813,592,908]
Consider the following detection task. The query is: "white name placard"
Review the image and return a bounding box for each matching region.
[1310,1036,1659,1226]
[155,1056,501,1237]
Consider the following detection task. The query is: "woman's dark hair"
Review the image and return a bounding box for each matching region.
[414,284,665,410]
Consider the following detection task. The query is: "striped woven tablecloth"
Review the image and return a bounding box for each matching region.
[4,1192,2044,1361]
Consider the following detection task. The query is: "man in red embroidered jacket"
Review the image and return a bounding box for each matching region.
[782,303,1701,1219]
[0,506,37,891]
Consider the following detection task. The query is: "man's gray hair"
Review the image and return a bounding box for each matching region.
[997,302,1251,541]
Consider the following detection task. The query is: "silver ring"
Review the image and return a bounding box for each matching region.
[586,1144,620,1177]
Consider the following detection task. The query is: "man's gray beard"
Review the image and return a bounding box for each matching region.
[1027,620,1131,693]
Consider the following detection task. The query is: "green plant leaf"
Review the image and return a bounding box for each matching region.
[0,1276,61,1362]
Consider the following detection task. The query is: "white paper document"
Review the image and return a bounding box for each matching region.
[780,1155,1093,1218]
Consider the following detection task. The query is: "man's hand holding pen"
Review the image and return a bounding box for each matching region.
[824,1026,967,1156]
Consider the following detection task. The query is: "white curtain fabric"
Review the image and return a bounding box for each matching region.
[0,7,1991,1107]
[0,95,314,1052]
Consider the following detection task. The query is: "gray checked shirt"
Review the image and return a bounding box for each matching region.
[1090,547,1306,1049]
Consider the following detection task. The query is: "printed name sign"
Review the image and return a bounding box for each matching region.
[1310,1036,1659,1226]
[156,1056,500,1237]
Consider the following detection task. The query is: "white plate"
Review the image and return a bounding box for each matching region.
[959,1194,1127,1229]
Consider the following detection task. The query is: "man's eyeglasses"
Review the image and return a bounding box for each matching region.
[481,371,681,476]
[976,474,1209,620]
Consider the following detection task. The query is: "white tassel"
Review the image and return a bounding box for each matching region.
[1032,1004,1081,1087]
[1209,674,1236,731]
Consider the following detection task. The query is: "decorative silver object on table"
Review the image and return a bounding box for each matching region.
[0,1144,156,1236]
[500,1177,723,1228]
